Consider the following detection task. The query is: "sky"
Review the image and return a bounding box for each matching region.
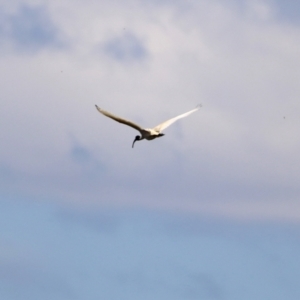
[0,0,300,299]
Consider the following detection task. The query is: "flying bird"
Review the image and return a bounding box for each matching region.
[95,104,201,148]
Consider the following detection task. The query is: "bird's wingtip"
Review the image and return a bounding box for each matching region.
[196,103,202,109]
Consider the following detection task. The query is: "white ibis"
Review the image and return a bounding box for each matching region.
[95,104,201,148]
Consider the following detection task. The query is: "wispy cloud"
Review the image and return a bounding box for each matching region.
[0,261,74,300]
[102,32,148,62]
[273,0,300,23]
[0,4,64,53]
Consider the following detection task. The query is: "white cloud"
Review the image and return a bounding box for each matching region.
[0,0,300,221]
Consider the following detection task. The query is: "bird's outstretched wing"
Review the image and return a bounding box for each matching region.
[95,105,143,132]
[153,104,201,132]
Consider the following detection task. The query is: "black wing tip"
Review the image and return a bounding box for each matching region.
[196,103,202,108]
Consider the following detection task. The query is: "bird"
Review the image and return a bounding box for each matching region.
[95,104,201,148]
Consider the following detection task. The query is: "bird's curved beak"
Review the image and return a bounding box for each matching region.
[132,136,140,148]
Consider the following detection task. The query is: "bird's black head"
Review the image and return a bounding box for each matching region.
[132,135,141,148]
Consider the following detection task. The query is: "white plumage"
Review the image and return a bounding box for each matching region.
[95,104,201,148]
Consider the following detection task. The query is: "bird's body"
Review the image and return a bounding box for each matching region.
[140,129,164,140]
[95,104,201,147]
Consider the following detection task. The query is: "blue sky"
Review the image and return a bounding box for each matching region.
[1,198,300,300]
[1,0,300,299]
